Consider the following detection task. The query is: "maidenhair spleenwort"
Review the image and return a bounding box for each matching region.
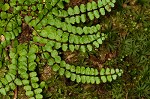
[0,0,123,98]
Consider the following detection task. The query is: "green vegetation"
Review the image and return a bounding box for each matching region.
[0,0,150,98]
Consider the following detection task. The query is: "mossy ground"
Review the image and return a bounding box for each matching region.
[0,0,150,99]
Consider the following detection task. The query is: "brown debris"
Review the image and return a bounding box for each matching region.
[41,65,52,81]
[0,35,5,42]
[18,23,33,43]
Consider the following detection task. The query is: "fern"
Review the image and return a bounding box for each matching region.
[0,0,123,98]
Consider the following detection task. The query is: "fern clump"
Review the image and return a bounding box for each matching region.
[0,0,123,98]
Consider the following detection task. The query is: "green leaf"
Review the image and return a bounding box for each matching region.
[56,29,63,41]
[2,3,10,11]
[74,5,80,14]
[71,26,76,34]
[31,77,39,83]
[68,7,74,15]
[80,67,85,74]
[97,38,103,44]
[34,88,42,94]
[106,0,110,2]
[112,0,116,3]
[29,97,35,99]
[69,16,75,24]
[118,73,122,77]
[93,41,99,48]
[32,83,39,89]
[18,49,27,56]
[79,37,84,44]
[75,45,80,50]
[105,5,111,12]
[20,73,29,79]
[60,61,66,67]
[0,88,6,95]
[40,81,46,89]
[5,85,10,92]
[18,56,27,62]
[88,12,94,20]
[1,78,8,85]
[90,68,95,75]
[25,16,32,23]
[22,80,30,85]
[69,44,75,52]
[76,27,83,35]
[1,12,8,19]
[87,2,92,11]
[65,64,71,70]
[82,35,89,43]
[81,14,86,23]
[26,91,34,97]
[48,58,55,66]
[76,66,81,74]
[55,56,61,63]
[0,82,2,88]
[112,74,117,80]
[85,67,90,75]
[52,64,60,72]
[107,75,112,82]
[35,94,43,99]
[100,8,105,15]
[28,62,37,71]
[111,68,115,74]
[81,75,86,83]
[94,69,99,75]
[93,10,100,18]
[67,24,72,32]
[95,77,100,84]
[54,42,61,49]
[80,45,86,53]
[91,25,98,33]
[71,73,76,81]
[57,1,64,9]
[96,24,101,31]
[64,0,70,3]
[80,4,86,13]
[105,68,110,75]
[86,76,91,83]
[5,74,12,83]
[70,65,76,72]
[61,32,69,42]
[98,0,103,8]
[87,44,93,51]
[102,0,107,5]
[115,69,120,73]
[28,54,36,62]
[83,26,88,34]
[14,78,22,86]
[52,8,59,16]
[50,0,58,6]
[91,1,97,10]
[75,15,80,24]
[24,85,32,91]
[100,68,105,75]
[65,70,71,78]
[62,44,68,51]
[59,68,65,76]
[39,30,48,37]
[51,50,58,58]
[9,82,16,90]
[90,76,95,84]
[101,76,107,83]
[76,75,81,83]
